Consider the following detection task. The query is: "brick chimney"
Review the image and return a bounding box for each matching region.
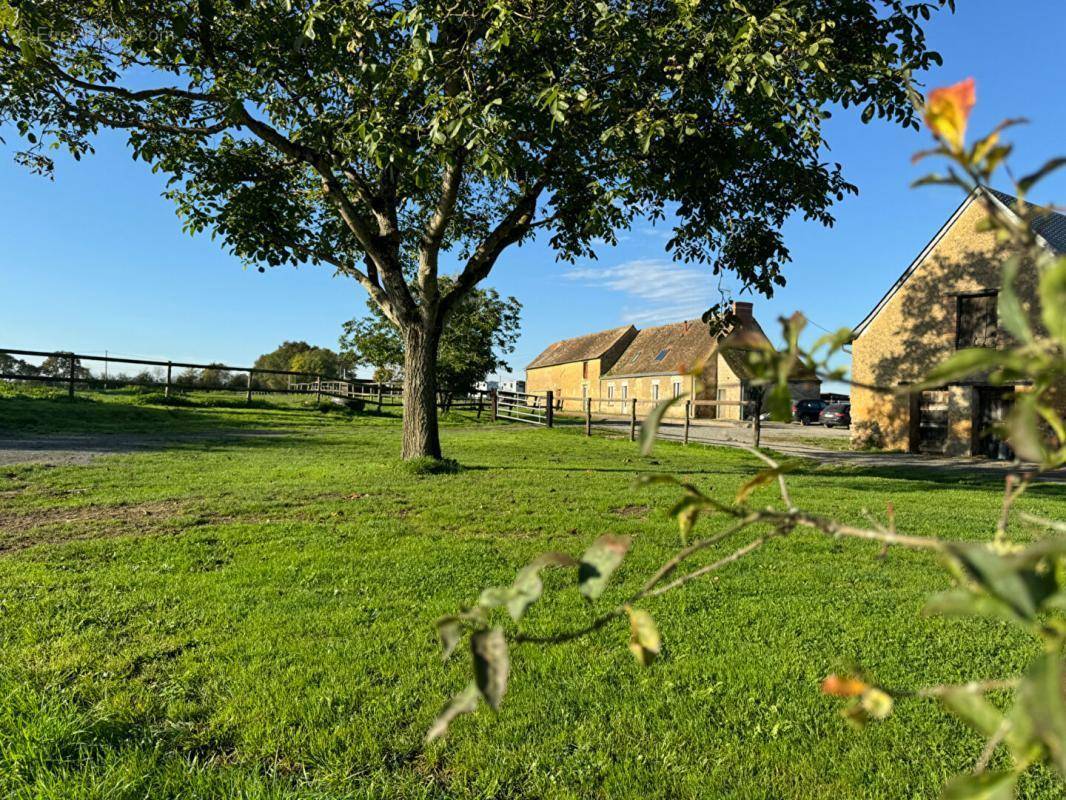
[732,301,754,322]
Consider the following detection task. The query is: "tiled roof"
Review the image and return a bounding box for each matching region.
[602,317,774,378]
[526,325,636,369]
[985,187,1066,254]
[602,320,714,378]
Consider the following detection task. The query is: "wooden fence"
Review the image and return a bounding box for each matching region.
[1,347,489,415]
[0,347,341,402]
[3,347,751,439]
[490,389,766,447]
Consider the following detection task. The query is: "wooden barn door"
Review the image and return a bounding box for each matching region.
[917,389,950,454]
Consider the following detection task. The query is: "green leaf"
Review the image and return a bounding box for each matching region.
[1006,393,1051,465]
[765,382,792,422]
[1018,157,1066,193]
[1019,652,1066,778]
[478,585,511,609]
[947,543,1040,620]
[425,681,480,742]
[670,491,702,544]
[920,348,1011,388]
[626,607,661,666]
[1039,257,1066,344]
[941,771,1016,800]
[471,628,509,711]
[999,257,1032,343]
[578,534,631,601]
[435,616,462,661]
[940,688,1005,739]
[640,393,687,456]
[735,460,800,504]
[924,588,1027,626]
[505,552,578,621]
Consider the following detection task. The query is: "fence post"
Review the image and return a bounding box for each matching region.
[316,377,322,404]
[377,383,384,412]
[585,398,592,436]
[477,392,484,419]
[491,389,499,421]
[752,397,763,449]
[629,398,637,441]
[246,369,254,404]
[67,353,75,398]
[546,391,554,428]
[684,400,691,445]
[165,361,172,398]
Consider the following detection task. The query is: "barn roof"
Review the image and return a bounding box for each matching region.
[526,325,636,369]
[602,318,758,378]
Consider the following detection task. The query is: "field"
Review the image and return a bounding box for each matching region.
[1,387,1064,799]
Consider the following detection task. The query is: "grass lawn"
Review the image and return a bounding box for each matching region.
[0,388,1064,799]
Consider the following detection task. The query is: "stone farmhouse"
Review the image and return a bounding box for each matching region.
[526,302,821,419]
[851,186,1066,456]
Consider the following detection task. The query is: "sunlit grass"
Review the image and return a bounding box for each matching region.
[0,390,1062,798]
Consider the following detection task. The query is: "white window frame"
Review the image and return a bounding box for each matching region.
[673,380,682,398]
[621,382,628,401]
[607,384,615,401]
[651,381,660,401]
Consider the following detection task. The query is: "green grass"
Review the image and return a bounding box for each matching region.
[0,389,1064,798]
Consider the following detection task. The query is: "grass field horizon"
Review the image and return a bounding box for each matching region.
[1,388,1064,798]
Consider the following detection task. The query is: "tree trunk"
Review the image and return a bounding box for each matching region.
[402,324,443,460]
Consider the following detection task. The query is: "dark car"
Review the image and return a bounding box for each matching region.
[792,398,828,425]
[819,403,851,428]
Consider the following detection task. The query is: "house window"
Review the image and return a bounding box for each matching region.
[607,384,615,401]
[651,382,660,401]
[582,361,589,379]
[654,349,669,362]
[956,292,998,349]
[673,381,682,398]
[621,383,628,401]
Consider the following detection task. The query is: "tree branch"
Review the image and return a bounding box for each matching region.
[440,175,547,317]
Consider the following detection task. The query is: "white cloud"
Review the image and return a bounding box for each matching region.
[564,258,716,326]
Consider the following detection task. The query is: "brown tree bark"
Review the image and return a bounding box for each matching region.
[401,323,443,460]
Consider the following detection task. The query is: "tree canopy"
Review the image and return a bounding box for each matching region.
[0,0,951,457]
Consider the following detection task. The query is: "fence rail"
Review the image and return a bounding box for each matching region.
[490,388,766,447]
[2,347,492,417]
[4,346,762,444]
[1,346,340,402]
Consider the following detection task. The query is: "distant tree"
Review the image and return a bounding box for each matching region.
[290,348,344,381]
[253,341,346,389]
[341,283,520,408]
[0,353,35,377]
[198,363,231,389]
[175,367,200,389]
[0,0,950,459]
[37,353,90,380]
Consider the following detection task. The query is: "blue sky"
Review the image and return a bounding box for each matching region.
[2,1,1065,383]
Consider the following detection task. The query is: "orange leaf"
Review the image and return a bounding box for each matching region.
[821,674,868,697]
[924,77,975,151]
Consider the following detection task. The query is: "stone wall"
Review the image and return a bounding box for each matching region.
[850,194,1048,454]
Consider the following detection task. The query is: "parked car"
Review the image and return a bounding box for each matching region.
[792,398,828,425]
[819,403,851,428]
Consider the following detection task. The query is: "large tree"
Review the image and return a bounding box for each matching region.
[341,281,520,408]
[0,0,948,459]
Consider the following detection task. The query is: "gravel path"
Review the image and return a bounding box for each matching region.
[0,430,287,466]
[587,419,1066,481]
